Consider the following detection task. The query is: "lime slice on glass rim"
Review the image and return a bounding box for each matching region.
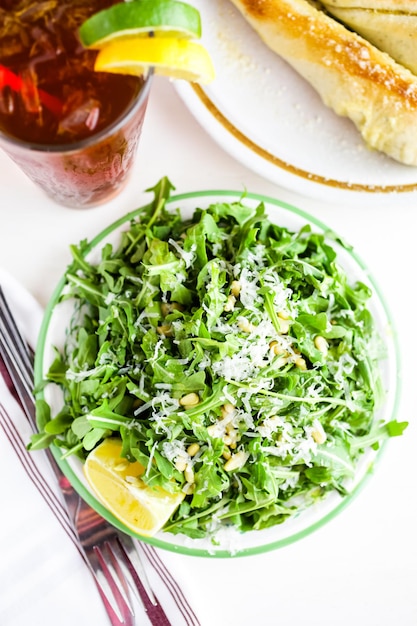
[79,0,202,48]
[94,37,215,83]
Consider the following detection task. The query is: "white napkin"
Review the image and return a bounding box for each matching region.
[0,269,200,626]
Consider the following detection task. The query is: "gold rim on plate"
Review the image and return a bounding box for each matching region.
[192,84,417,195]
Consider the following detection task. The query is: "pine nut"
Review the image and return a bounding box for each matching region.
[179,392,200,408]
[311,420,327,444]
[224,426,239,446]
[207,424,220,437]
[161,302,183,316]
[231,280,241,297]
[187,443,200,457]
[278,317,290,334]
[222,446,232,460]
[221,403,235,418]
[269,340,286,356]
[238,317,256,333]
[224,294,236,312]
[294,356,307,370]
[314,335,329,357]
[156,324,173,336]
[269,339,279,352]
[224,450,249,472]
[184,464,195,484]
[175,458,187,472]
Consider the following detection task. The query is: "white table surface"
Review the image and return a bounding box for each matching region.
[1,76,416,626]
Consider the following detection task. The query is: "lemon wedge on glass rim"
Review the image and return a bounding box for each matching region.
[94,37,215,83]
[83,437,185,537]
[79,0,202,48]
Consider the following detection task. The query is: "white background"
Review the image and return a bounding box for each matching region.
[1,75,416,626]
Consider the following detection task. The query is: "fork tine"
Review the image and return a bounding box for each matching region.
[102,542,131,599]
[0,287,35,421]
[0,333,35,424]
[92,544,136,624]
[113,537,173,626]
[74,497,154,617]
[0,286,33,379]
[117,534,157,606]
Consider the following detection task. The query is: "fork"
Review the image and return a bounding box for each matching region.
[0,286,172,626]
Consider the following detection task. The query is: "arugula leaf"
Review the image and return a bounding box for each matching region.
[32,180,405,540]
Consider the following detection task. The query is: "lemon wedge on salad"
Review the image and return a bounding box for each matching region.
[94,37,215,83]
[79,0,202,48]
[84,438,185,537]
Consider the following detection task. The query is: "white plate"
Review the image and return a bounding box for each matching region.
[35,189,400,557]
[175,0,417,204]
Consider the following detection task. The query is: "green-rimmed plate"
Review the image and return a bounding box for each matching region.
[34,189,400,557]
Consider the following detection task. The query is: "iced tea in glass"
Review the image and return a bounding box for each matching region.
[0,0,152,208]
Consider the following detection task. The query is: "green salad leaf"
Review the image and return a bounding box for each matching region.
[31,178,407,538]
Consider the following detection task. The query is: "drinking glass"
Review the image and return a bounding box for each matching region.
[0,74,153,209]
[0,0,154,209]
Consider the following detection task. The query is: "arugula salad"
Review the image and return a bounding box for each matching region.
[32,178,405,539]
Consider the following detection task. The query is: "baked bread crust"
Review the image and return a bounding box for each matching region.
[323,2,417,75]
[229,0,417,165]
[322,1,417,9]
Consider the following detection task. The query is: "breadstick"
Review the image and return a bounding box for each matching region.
[323,0,417,75]
[229,0,417,165]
